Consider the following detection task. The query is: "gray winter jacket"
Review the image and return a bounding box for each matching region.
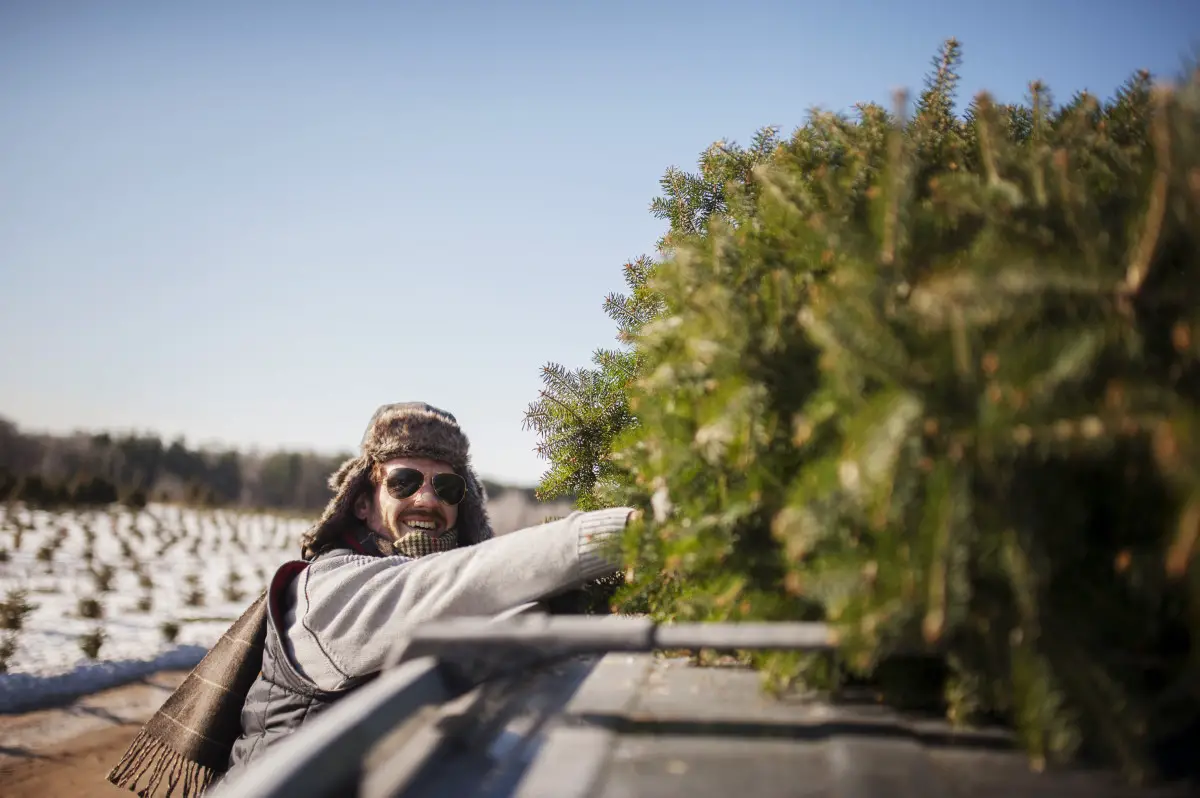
[221,508,632,782]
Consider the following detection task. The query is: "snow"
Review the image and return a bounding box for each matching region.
[0,502,311,712]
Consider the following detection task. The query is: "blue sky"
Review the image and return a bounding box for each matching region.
[1,1,1197,486]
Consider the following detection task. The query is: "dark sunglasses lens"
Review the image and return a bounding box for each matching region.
[431,473,467,505]
[385,468,424,499]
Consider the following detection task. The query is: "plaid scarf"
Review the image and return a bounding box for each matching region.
[106,527,393,797]
[391,526,458,558]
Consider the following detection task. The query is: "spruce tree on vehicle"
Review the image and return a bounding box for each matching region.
[603,42,1199,782]
[527,39,1199,783]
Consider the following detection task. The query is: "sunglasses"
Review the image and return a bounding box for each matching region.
[384,467,467,506]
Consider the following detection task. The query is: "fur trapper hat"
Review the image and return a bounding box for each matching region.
[300,402,493,559]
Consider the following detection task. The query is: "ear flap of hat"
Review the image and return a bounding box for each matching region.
[328,455,363,492]
[455,466,493,546]
[301,455,372,560]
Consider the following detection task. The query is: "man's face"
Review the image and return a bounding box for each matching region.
[354,456,460,542]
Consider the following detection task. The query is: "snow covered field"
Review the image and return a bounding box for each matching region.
[0,502,311,712]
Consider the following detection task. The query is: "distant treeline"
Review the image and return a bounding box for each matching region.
[0,417,539,513]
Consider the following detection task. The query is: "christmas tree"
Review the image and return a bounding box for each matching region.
[530,41,1200,783]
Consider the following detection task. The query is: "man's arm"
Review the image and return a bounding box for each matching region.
[282,507,632,691]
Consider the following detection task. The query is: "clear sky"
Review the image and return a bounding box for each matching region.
[1,1,1197,486]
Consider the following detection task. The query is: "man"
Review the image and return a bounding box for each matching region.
[107,402,634,797]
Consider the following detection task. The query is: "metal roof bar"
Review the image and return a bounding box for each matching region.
[391,614,838,666]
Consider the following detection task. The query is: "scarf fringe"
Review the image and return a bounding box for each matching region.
[106,727,219,798]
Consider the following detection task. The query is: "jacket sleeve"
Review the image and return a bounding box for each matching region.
[280,507,632,691]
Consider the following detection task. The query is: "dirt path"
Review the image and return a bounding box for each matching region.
[0,671,189,797]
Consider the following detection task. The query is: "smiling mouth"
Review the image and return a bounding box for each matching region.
[399,517,444,536]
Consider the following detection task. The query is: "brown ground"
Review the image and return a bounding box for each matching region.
[0,671,189,798]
